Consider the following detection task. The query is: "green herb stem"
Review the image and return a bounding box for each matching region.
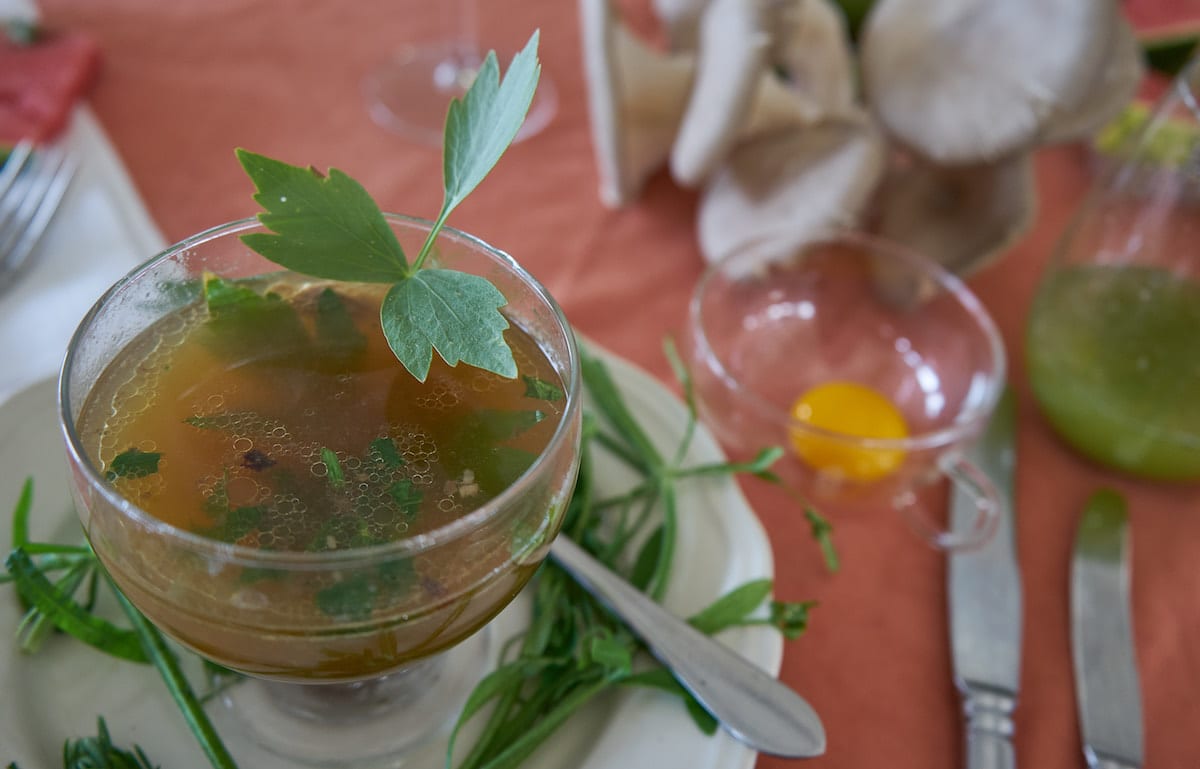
[9,477,32,548]
[468,676,613,769]
[109,577,241,769]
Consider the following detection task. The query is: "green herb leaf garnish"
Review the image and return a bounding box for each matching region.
[105,448,162,481]
[235,153,409,283]
[316,575,376,621]
[523,375,564,402]
[434,31,542,251]
[320,447,345,489]
[369,437,405,468]
[380,269,516,380]
[315,287,368,357]
[200,274,309,357]
[235,32,541,382]
[386,480,422,520]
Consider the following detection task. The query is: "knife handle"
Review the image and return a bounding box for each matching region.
[962,685,1016,769]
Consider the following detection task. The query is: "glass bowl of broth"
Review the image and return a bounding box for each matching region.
[59,215,583,766]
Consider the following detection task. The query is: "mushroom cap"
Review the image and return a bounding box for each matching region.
[697,117,887,265]
[1041,16,1145,144]
[580,0,694,207]
[670,0,769,188]
[869,152,1037,281]
[860,0,1118,164]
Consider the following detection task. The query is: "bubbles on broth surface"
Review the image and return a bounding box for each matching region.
[81,275,566,554]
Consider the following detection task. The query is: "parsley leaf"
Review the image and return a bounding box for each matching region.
[201,274,309,357]
[105,449,162,481]
[368,437,405,468]
[386,480,422,520]
[524,375,565,401]
[235,151,409,283]
[381,268,516,380]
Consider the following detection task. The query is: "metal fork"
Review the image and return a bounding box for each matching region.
[0,139,79,295]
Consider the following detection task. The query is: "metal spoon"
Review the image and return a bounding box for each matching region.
[549,536,826,758]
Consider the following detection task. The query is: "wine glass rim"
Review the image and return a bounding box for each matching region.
[688,230,1007,452]
[59,214,583,569]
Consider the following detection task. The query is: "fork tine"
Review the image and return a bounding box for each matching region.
[0,145,78,294]
[0,140,35,199]
[0,147,68,254]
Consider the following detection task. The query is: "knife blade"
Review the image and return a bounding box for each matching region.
[948,387,1022,769]
[1071,489,1143,769]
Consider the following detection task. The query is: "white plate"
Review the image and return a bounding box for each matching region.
[0,348,780,769]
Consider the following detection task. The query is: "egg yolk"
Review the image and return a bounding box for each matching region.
[788,381,909,482]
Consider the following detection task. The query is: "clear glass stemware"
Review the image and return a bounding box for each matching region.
[59,215,583,766]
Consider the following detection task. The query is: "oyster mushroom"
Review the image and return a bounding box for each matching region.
[580,0,695,207]
[670,0,770,187]
[671,0,859,187]
[860,0,1120,164]
[870,152,1037,282]
[697,117,887,265]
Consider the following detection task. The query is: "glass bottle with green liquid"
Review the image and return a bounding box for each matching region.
[1027,57,1200,480]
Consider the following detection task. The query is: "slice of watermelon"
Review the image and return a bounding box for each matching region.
[0,31,102,145]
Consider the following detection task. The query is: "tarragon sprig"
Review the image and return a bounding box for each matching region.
[2,479,238,769]
[235,31,542,381]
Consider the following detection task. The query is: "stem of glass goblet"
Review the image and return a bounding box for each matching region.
[263,656,445,724]
[206,626,493,767]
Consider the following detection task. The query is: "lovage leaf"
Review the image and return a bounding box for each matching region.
[437,32,541,232]
[381,268,516,381]
[236,149,409,283]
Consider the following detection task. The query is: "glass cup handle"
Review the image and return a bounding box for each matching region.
[895,454,1001,551]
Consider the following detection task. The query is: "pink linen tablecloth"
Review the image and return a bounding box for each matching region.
[29,1,1200,767]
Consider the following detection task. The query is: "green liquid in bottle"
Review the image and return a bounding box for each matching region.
[1027,265,1200,480]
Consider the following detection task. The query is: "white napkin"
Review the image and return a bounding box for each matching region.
[0,109,167,404]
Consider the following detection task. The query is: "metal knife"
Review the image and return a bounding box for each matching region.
[948,387,1022,769]
[1071,489,1143,769]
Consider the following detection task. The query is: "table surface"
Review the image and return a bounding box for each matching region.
[26,0,1200,767]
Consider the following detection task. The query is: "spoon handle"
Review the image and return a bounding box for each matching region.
[548,536,826,758]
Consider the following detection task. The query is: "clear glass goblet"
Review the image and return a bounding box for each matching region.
[59,215,582,766]
[362,0,558,146]
[1027,55,1200,481]
[684,231,1006,549]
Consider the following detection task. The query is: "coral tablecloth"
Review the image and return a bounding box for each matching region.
[29,1,1200,767]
